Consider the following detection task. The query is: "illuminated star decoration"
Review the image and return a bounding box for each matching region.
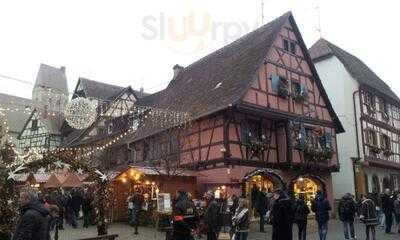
[7,199,13,205]
[54,160,63,169]
[63,163,71,170]
[76,168,84,175]
[95,169,108,182]
[7,164,26,180]
[37,167,46,174]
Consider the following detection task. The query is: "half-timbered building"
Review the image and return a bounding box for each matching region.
[70,12,343,207]
[18,64,68,152]
[310,38,400,198]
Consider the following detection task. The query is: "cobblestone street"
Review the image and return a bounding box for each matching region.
[59,220,399,240]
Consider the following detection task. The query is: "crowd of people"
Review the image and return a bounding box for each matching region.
[9,184,400,240]
[11,187,96,240]
[169,186,332,240]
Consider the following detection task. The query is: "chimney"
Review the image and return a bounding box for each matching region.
[60,66,66,74]
[173,64,184,79]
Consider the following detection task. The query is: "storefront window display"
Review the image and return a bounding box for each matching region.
[293,177,320,208]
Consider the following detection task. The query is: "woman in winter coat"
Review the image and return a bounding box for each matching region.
[360,194,379,240]
[294,194,310,240]
[231,198,250,240]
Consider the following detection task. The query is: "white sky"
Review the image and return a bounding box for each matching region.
[0,0,399,99]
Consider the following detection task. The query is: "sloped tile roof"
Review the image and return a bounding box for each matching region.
[77,78,148,100]
[0,93,32,134]
[130,12,344,140]
[309,38,400,103]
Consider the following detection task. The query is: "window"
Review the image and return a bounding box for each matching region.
[366,129,377,146]
[282,39,296,54]
[283,39,289,51]
[31,119,38,131]
[381,134,391,151]
[290,42,296,54]
[241,120,263,143]
[380,100,390,120]
[270,75,289,98]
[365,92,376,110]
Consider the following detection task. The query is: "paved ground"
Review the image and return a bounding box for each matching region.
[59,220,399,240]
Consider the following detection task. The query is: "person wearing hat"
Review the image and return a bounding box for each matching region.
[172,190,197,240]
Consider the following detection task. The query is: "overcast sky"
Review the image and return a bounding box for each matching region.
[0,0,399,99]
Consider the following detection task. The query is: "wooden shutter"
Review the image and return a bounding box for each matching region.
[270,75,280,92]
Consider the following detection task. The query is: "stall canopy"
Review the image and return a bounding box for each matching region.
[112,165,198,181]
[43,172,69,189]
[62,173,83,188]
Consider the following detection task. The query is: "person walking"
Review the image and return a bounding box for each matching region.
[231,198,250,240]
[65,192,77,228]
[338,193,357,240]
[294,194,310,240]
[394,193,400,234]
[12,187,50,240]
[82,190,93,228]
[256,187,268,232]
[55,190,66,231]
[204,192,220,240]
[311,190,332,240]
[172,190,197,240]
[381,188,395,234]
[131,191,143,235]
[360,194,379,240]
[271,189,294,240]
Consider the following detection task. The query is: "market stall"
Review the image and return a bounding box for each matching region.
[110,166,197,224]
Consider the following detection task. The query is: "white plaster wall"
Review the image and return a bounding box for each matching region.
[314,56,360,199]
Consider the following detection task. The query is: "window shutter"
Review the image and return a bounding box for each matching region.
[270,75,280,92]
[241,121,249,143]
[300,84,308,97]
[323,133,332,149]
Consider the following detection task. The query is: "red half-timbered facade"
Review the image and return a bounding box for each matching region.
[67,12,344,206]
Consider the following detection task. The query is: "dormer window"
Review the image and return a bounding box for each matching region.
[290,42,296,54]
[283,39,289,52]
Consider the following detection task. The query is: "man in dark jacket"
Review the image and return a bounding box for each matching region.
[271,189,294,240]
[381,188,395,234]
[311,190,331,240]
[172,190,197,240]
[256,188,268,232]
[338,193,357,240]
[204,192,220,240]
[294,194,310,240]
[12,187,50,240]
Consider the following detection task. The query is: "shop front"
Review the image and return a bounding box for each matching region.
[290,175,326,209]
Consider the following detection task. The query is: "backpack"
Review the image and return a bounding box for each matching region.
[340,200,354,216]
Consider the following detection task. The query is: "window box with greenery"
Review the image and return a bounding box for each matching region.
[294,124,333,162]
[291,81,308,102]
[241,120,269,155]
[270,75,290,99]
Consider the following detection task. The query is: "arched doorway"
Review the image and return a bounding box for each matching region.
[290,175,326,209]
[372,175,380,193]
[241,169,284,208]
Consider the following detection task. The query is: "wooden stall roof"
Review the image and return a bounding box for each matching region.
[62,173,83,188]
